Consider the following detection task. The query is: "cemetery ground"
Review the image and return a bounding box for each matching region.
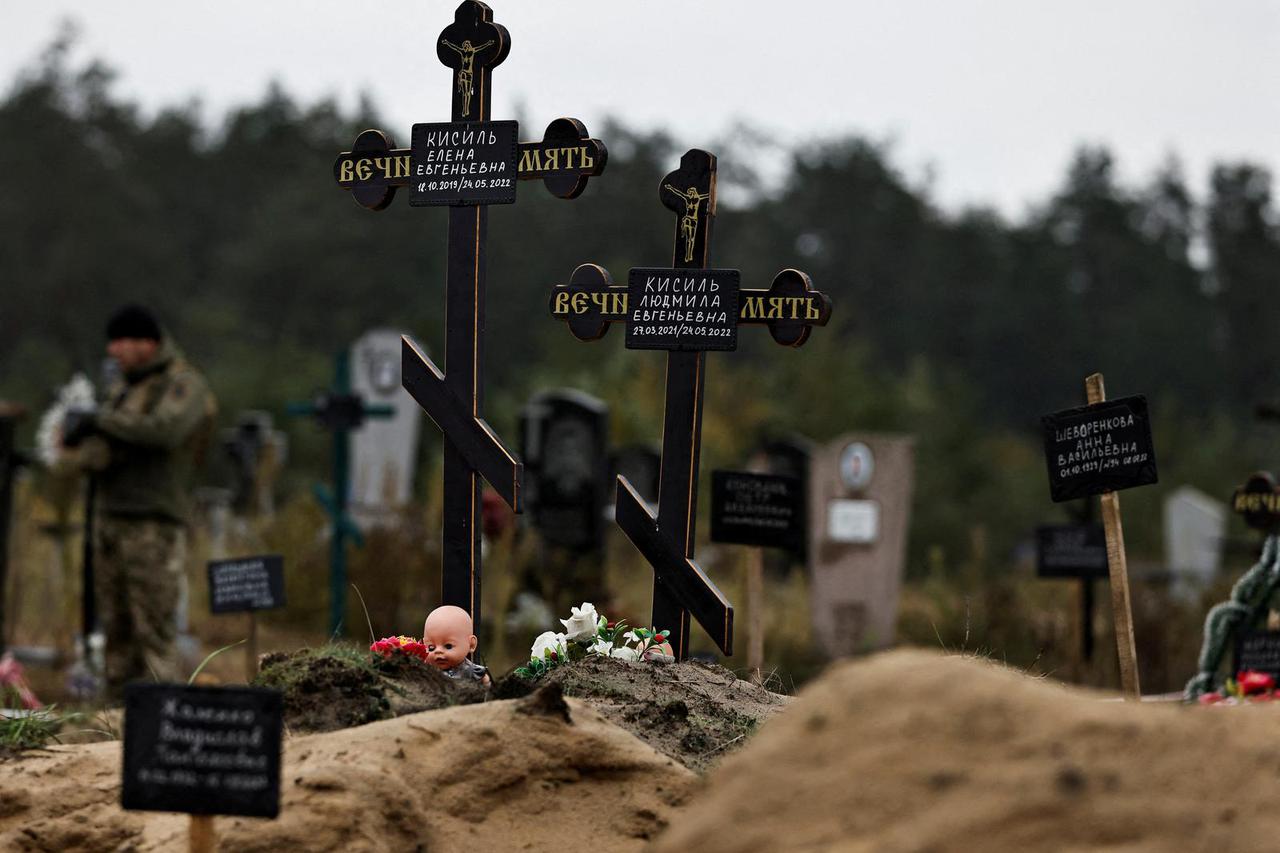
[3,486,1267,850]
[9,648,1280,850]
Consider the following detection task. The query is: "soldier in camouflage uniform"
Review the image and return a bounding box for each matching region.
[62,306,216,694]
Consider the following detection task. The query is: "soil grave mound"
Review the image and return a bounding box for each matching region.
[256,646,787,770]
[654,648,1280,853]
[0,686,695,852]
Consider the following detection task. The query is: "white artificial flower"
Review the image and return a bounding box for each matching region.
[560,602,600,642]
[610,646,640,662]
[530,631,567,661]
[622,630,639,644]
[35,373,96,467]
[588,639,614,657]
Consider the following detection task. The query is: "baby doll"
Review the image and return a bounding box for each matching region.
[422,605,490,684]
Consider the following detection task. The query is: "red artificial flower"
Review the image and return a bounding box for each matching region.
[1238,670,1275,695]
[1198,692,1224,705]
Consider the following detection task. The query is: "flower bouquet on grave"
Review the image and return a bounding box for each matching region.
[0,653,42,710]
[1198,670,1280,705]
[369,635,431,664]
[514,602,672,679]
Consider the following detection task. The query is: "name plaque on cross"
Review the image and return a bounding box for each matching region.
[409,120,518,206]
[1233,472,1280,531]
[625,268,739,352]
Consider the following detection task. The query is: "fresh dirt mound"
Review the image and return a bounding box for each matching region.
[652,649,1280,853]
[0,686,695,852]
[516,657,788,772]
[254,646,487,733]
[256,646,786,770]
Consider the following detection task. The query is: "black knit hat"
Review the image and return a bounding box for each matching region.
[105,304,162,342]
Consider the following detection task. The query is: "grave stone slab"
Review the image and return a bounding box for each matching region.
[809,433,914,656]
[1163,486,1226,600]
[609,445,661,514]
[519,389,609,552]
[350,328,422,524]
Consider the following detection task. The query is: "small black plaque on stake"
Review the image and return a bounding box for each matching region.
[409,120,518,207]
[122,684,282,818]
[1035,524,1108,579]
[1041,395,1157,503]
[208,556,286,614]
[1234,630,1280,682]
[625,268,739,352]
[711,470,804,551]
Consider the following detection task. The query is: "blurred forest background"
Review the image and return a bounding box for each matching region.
[4,37,1280,691]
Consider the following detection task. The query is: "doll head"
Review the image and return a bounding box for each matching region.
[422,605,478,670]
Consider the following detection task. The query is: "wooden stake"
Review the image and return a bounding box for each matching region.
[746,548,765,679]
[189,816,215,853]
[1085,373,1141,701]
[245,612,258,683]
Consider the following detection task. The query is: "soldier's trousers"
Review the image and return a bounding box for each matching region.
[94,517,187,693]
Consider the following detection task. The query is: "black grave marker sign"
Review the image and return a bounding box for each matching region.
[1233,472,1280,532]
[409,120,518,206]
[1234,630,1280,682]
[547,148,832,660]
[207,556,285,614]
[711,470,805,551]
[332,1,607,635]
[1041,395,1158,503]
[759,435,812,564]
[122,684,282,818]
[625,269,740,352]
[1035,524,1108,579]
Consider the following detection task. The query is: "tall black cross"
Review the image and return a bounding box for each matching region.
[332,0,606,633]
[548,149,832,659]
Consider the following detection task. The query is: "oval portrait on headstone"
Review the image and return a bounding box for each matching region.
[839,441,875,492]
[366,348,400,396]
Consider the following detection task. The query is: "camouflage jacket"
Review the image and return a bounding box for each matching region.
[78,339,216,525]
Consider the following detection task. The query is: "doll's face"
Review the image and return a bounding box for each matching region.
[422,606,477,670]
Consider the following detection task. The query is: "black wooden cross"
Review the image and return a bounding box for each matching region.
[332,0,606,634]
[547,149,832,659]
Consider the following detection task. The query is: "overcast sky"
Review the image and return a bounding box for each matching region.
[5,0,1278,217]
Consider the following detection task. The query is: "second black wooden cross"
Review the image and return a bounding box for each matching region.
[332,0,607,633]
[548,149,832,659]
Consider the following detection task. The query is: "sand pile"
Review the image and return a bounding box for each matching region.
[653,649,1280,853]
[1,686,695,852]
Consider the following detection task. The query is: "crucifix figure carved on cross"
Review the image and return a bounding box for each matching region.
[332,0,607,639]
[548,149,832,659]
